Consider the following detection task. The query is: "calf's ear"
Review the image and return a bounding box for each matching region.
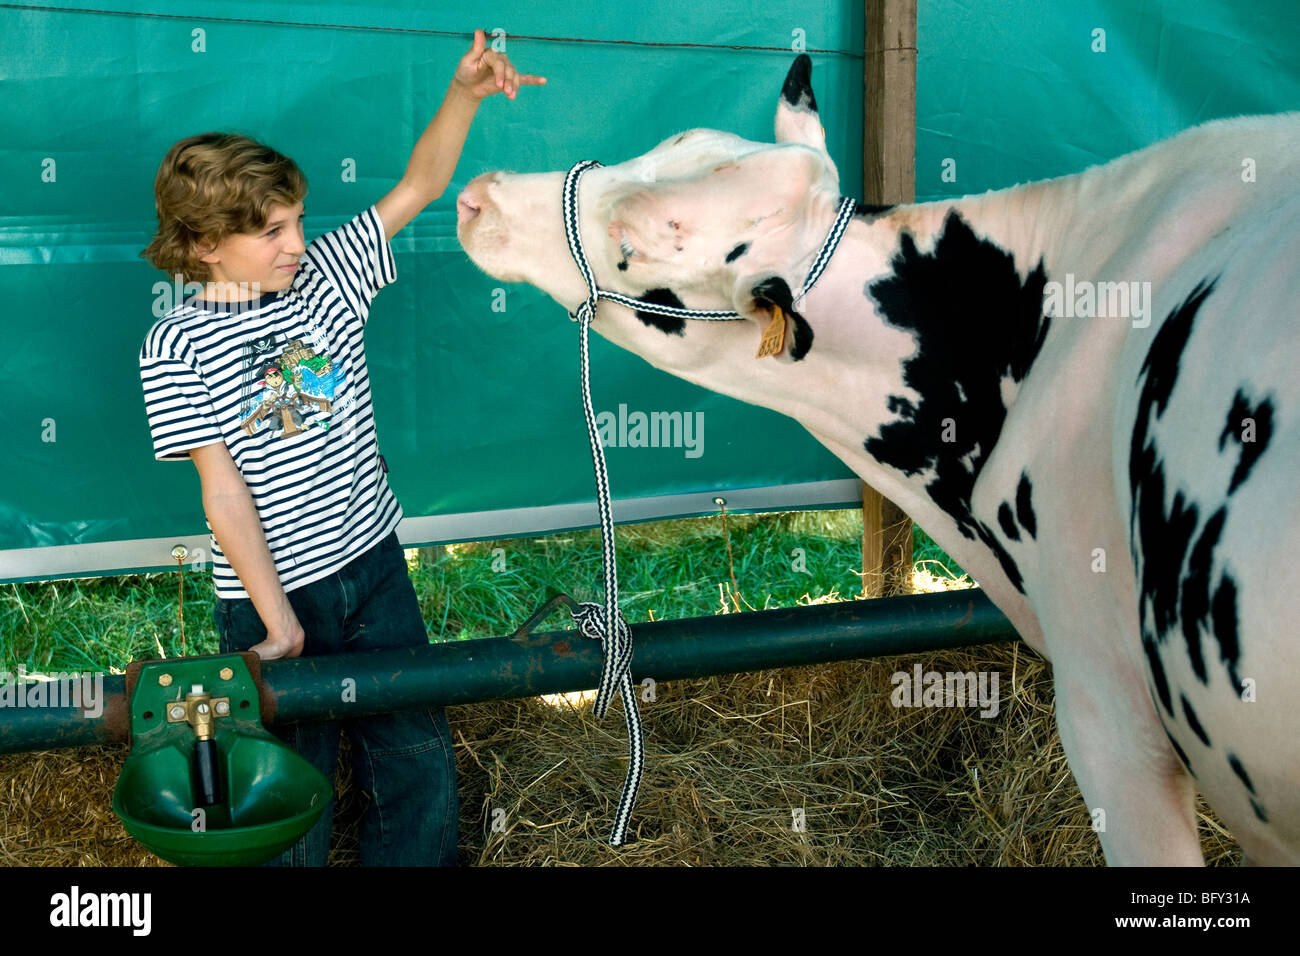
[775,55,838,187]
[732,274,815,363]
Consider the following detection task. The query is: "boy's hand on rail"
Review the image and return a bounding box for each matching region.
[249,614,305,660]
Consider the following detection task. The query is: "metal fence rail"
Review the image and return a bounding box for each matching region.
[0,590,1018,755]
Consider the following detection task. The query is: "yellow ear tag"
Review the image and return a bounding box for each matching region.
[755,305,788,359]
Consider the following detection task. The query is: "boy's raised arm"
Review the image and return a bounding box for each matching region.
[376,28,545,240]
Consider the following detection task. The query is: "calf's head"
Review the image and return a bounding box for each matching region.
[456,56,843,360]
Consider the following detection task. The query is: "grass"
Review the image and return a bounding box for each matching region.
[1,509,966,676]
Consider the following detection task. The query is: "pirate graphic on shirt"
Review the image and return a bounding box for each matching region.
[240,337,342,438]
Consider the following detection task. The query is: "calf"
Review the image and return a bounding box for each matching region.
[457,55,1300,865]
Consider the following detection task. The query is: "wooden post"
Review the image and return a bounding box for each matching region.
[859,482,883,598]
[860,0,917,597]
[864,0,917,206]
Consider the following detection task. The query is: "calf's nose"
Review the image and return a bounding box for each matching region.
[457,172,497,225]
[456,188,481,225]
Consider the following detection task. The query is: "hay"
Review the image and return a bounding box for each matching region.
[457,643,1238,865]
[0,746,160,866]
[0,642,1242,866]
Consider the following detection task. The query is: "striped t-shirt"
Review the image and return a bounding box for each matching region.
[139,205,402,599]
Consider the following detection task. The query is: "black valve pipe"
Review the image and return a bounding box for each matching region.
[192,737,223,806]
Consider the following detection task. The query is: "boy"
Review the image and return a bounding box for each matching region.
[138,30,544,866]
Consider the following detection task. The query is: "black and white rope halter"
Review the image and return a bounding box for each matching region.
[564,160,856,326]
[561,159,856,847]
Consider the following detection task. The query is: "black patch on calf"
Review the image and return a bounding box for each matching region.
[1135,481,1200,647]
[996,502,1020,541]
[726,243,749,263]
[1143,635,1175,717]
[1251,799,1269,823]
[1227,752,1255,793]
[973,521,1025,592]
[634,288,688,336]
[1219,390,1274,494]
[992,471,1035,554]
[1129,280,1245,702]
[1179,507,1226,684]
[853,201,894,221]
[752,277,814,361]
[1164,729,1194,777]
[862,210,1050,593]
[1180,694,1211,747]
[1131,282,1211,436]
[1210,576,1241,689]
[1015,473,1036,539]
[781,54,817,113]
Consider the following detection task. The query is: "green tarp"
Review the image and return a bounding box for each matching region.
[2,0,1296,582]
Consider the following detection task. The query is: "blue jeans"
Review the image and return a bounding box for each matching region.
[214,531,458,866]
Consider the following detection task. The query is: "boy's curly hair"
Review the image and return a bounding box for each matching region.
[141,132,308,283]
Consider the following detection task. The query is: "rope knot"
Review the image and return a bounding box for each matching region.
[571,601,633,718]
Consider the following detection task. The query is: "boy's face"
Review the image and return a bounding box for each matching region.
[197,201,306,298]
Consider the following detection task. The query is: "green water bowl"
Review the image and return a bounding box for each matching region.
[113,729,329,867]
[111,654,330,867]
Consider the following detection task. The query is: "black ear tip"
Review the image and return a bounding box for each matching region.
[782,55,817,111]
